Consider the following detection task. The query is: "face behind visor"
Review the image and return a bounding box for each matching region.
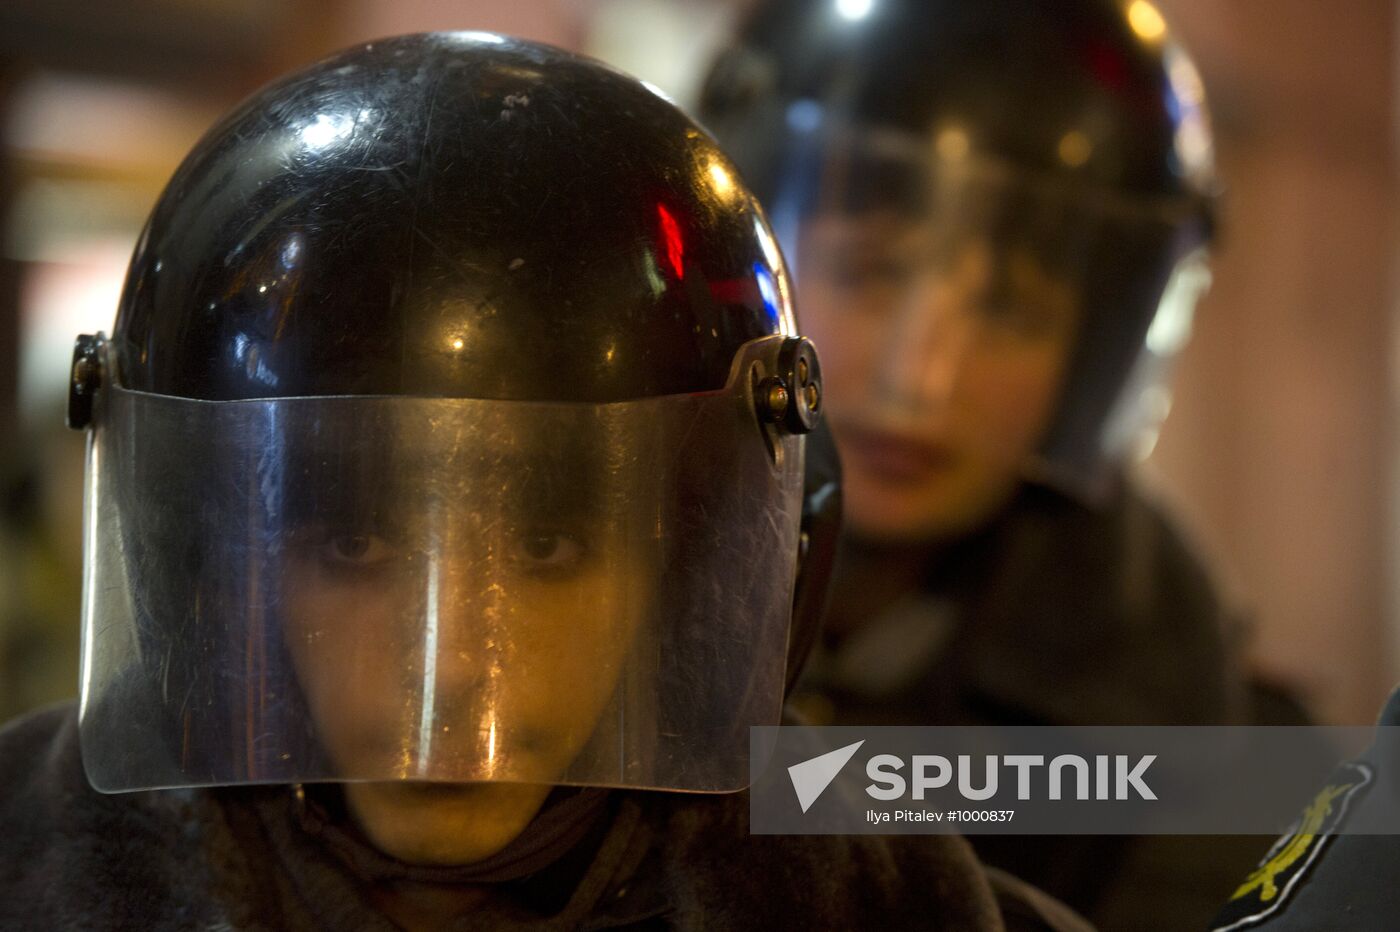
[700,0,1218,518]
[68,33,828,799]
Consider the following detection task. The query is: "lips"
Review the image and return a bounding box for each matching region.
[838,425,956,484]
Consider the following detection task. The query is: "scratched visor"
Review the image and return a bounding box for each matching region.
[79,338,803,793]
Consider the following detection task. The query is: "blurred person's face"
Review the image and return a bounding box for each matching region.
[797,212,1081,543]
[281,489,648,865]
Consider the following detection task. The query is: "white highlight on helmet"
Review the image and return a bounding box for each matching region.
[1146,248,1211,357]
[641,80,676,105]
[1166,47,1214,180]
[1167,50,1205,107]
[1101,248,1211,464]
[1131,385,1173,461]
[447,31,507,45]
[300,112,355,149]
[79,438,101,720]
[836,0,874,22]
[754,215,783,274]
[753,215,797,333]
[708,160,736,199]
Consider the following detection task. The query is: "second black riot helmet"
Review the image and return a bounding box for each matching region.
[700,0,1218,499]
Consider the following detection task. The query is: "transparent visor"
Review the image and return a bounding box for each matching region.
[769,127,1209,486]
[79,337,804,794]
[779,128,1195,339]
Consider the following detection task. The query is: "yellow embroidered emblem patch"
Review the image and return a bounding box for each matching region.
[1211,761,1372,931]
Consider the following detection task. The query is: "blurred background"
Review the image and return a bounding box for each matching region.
[0,0,1393,725]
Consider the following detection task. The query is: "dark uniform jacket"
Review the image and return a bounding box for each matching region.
[1210,689,1400,931]
[0,703,1090,931]
[797,480,1292,931]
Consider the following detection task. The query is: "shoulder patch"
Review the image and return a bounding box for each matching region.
[1211,760,1373,930]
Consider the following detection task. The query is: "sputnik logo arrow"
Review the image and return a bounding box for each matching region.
[788,740,865,813]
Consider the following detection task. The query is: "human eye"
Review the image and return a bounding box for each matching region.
[288,520,402,578]
[320,532,396,569]
[508,526,589,577]
[974,267,1076,340]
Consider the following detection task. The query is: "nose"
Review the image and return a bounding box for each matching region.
[874,273,975,415]
[416,555,505,700]
[405,550,520,774]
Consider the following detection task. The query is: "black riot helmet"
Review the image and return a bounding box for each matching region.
[68,33,833,795]
[700,0,1217,498]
